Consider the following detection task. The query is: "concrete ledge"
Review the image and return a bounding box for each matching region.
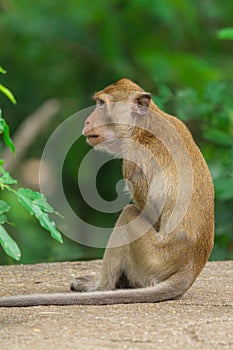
[0,260,232,349]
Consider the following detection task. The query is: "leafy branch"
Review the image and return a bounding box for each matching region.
[0,67,62,261]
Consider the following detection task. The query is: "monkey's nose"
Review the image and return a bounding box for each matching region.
[82,127,87,135]
[82,120,89,135]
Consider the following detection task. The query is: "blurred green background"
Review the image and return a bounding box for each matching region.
[0,0,232,264]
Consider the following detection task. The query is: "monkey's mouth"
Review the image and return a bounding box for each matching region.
[86,134,101,145]
[87,134,99,139]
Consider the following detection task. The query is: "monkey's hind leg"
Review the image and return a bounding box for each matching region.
[97,204,142,291]
[70,275,97,292]
[71,245,127,293]
[71,205,136,293]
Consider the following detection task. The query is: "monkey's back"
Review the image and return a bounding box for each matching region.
[123,104,214,280]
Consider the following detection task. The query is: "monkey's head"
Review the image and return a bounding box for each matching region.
[82,78,152,153]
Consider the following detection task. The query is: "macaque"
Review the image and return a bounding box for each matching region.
[0,78,214,307]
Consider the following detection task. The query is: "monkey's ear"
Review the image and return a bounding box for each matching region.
[133,93,152,115]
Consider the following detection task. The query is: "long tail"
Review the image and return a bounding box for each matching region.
[0,274,192,307]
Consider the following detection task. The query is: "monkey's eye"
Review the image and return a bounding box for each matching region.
[96,98,105,108]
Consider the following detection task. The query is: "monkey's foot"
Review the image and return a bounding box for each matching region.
[70,275,95,292]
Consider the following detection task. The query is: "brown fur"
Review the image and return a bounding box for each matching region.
[0,79,214,307]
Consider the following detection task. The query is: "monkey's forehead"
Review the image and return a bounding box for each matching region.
[109,78,144,91]
[93,91,147,104]
[94,78,145,97]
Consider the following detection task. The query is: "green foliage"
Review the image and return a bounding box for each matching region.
[0,111,15,153]
[0,66,16,104]
[0,224,21,261]
[0,68,16,153]
[0,200,10,224]
[0,83,17,105]
[0,160,63,259]
[168,80,233,260]
[16,188,63,243]
[0,0,232,263]
[217,28,233,40]
[0,161,17,186]
[0,69,63,261]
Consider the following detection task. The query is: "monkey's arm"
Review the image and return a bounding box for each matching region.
[0,270,191,307]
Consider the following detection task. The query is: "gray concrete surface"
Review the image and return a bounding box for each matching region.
[0,260,232,349]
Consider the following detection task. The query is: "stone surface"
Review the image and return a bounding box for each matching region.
[0,260,232,349]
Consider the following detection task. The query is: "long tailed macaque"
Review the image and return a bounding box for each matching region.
[0,78,214,307]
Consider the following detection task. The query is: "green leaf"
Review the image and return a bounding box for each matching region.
[0,110,15,153]
[17,188,54,212]
[0,83,17,104]
[0,224,21,261]
[2,120,15,153]
[16,188,63,243]
[31,205,63,243]
[0,164,17,185]
[0,200,11,225]
[0,67,6,74]
[17,188,62,216]
[0,200,11,214]
[217,28,233,40]
[0,213,7,225]
[17,190,35,215]
[203,128,233,147]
